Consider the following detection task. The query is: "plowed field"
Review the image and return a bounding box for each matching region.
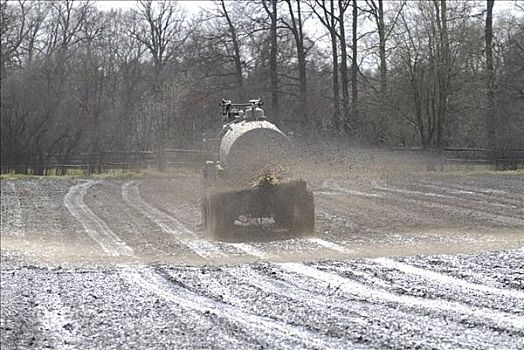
[1,170,523,349]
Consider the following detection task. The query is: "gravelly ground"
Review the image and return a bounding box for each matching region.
[1,170,523,349]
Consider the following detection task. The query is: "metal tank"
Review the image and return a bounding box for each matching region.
[219,119,289,185]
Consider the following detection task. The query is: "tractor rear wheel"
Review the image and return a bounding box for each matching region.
[207,191,238,240]
[290,190,314,235]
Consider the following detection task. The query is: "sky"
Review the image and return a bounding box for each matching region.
[94,0,522,15]
[95,0,215,14]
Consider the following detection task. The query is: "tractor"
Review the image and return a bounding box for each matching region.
[201,98,314,241]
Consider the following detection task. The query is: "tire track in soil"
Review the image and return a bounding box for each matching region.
[277,262,524,334]
[120,181,372,346]
[374,257,524,301]
[66,178,523,346]
[0,182,24,236]
[124,180,261,261]
[166,264,521,349]
[161,265,379,347]
[126,179,524,337]
[229,242,267,259]
[67,180,348,348]
[399,250,524,292]
[318,181,383,199]
[122,181,226,259]
[411,180,524,209]
[134,187,440,338]
[82,181,169,257]
[373,185,524,226]
[307,237,348,253]
[125,180,337,260]
[64,181,249,346]
[417,178,524,200]
[64,180,133,257]
[318,257,524,317]
[122,181,195,239]
[123,267,353,350]
[315,186,429,237]
[315,197,456,252]
[321,181,523,228]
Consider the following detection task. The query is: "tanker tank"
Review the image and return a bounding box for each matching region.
[219,120,290,186]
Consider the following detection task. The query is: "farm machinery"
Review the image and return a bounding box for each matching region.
[201,99,314,241]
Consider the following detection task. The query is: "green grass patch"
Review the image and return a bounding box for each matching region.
[0,165,200,180]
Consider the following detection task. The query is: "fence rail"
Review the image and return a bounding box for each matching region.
[0,149,209,175]
[1,148,523,175]
[389,147,524,170]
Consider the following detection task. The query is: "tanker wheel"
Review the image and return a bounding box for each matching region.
[273,189,291,231]
[275,209,291,231]
[290,190,314,235]
[207,192,237,240]
[201,195,208,228]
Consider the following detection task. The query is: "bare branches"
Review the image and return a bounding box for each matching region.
[2,0,524,172]
[130,0,187,72]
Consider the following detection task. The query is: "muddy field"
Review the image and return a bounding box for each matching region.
[1,165,523,349]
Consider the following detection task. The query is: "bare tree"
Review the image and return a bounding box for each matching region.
[281,0,308,131]
[433,0,450,149]
[338,0,351,133]
[0,0,34,74]
[262,0,279,124]
[485,0,496,154]
[495,14,524,156]
[389,1,465,149]
[130,1,188,147]
[351,0,358,134]
[3,0,524,173]
[358,0,405,143]
[364,0,406,97]
[132,0,187,80]
[309,0,341,130]
[219,0,244,100]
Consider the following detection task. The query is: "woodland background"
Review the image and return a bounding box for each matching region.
[1,0,523,173]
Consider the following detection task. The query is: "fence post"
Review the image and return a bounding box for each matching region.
[426,149,436,172]
[157,149,166,171]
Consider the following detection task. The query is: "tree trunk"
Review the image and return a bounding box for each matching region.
[339,0,350,133]
[297,1,308,131]
[377,0,387,142]
[221,0,244,100]
[378,0,386,96]
[330,0,341,131]
[413,75,427,149]
[269,0,279,124]
[485,0,496,160]
[286,0,308,131]
[351,0,358,136]
[435,0,450,150]
[309,0,340,131]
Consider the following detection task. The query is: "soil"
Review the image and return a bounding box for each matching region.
[1,165,523,349]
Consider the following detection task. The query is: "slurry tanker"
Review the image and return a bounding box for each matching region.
[201,99,314,240]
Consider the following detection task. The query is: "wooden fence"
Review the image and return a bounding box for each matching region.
[389,147,524,170]
[0,149,209,175]
[1,148,523,175]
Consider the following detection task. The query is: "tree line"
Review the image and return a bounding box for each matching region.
[1,0,523,173]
